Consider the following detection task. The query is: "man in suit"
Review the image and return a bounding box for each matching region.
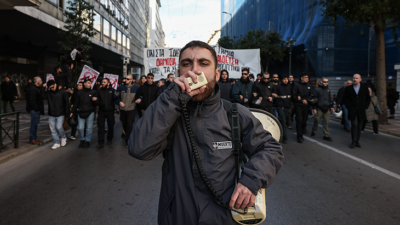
[343,74,371,148]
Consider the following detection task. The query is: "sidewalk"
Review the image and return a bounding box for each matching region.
[0,100,72,163]
[331,109,400,137]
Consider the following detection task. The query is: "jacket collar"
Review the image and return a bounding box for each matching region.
[187,84,221,117]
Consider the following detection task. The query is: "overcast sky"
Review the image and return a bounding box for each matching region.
[159,0,221,48]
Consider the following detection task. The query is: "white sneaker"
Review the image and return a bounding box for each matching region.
[61,137,67,147]
[67,135,76,140]
[51,143,61,149]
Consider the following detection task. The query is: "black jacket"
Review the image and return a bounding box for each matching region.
[1,81,18,101]
[343,83,371,121]
[157,81,172,97]
[387,87,399,107]
[135,82,159,110]
[72,87,97,118]
[94,87,120,112]
[217,79,233,102]
[313,85,333,112]
[70,89,80,107]
[336,86,346,106]
[275,83,292,108]
[47,88,70,117]
[292,82,314,106]
[252,80,277,107]
[26,85,44,114]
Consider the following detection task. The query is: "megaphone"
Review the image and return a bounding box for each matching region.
[231,108,282,225]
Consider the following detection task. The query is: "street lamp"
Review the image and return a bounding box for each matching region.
[223,11,232,39]
[287,38,296,75]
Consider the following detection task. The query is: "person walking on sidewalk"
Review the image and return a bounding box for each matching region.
[26,77,45,145]
[252,73,277,113]
[362,88,382,134]
[116,74,139,147]
[1,75,18,114]
[46,80,70,149]
[343,74,371,148]
[292,72,314,143]
[387,83,399,119]
[311,77,335,141]
[71,78,97,148]
[67,82,84,140]
[94,78,121,148]
[337,80,352,132]
[275,75,292,144]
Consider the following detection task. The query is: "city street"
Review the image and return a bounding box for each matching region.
[0,114,399,225]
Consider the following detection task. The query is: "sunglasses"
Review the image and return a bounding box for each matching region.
[242,73,248,75]
[322,81,328,83]
[263,78,269,80]
[147,77,154,80]
[49,85,56,89]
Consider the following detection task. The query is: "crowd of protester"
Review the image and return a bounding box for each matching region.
[15,65,398,149]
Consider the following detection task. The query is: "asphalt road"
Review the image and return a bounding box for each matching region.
[0,115,399,225]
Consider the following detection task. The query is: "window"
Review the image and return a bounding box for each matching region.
[122,34,126,47]
[127,38,130,50]
[103,19,110,37]
[101,0,107,6]
[93,11,101,31]
[116,10,120,20]
[111,25,116,40]
[117,30,122,44]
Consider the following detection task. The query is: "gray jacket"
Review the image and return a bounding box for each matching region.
[313,84,333,111]
[129,83,284,225]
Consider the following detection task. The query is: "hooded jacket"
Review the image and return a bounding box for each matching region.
[292,82,314,106]
[252,80,277,108]
[231,78,254,106]
[94,87,121,112]
[46,88,70,117]
[71,87,97,118]
[1,80,18,101]
[313,84,333,112]
[129,83,284,225]
[275,83,292,108]
[217,77,232,102]
[157,81,172,97]
[135,81,159,110]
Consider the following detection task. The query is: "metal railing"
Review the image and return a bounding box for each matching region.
[0,112,20,151]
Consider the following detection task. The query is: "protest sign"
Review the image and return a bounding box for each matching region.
[104,74,119,90]
[144,46,260,80]
[46,74,54,83]
[77,65,100,89]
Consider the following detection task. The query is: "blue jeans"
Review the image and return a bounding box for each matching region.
[272,107,279,119]
[29,110,41,142]
[49,116,66,144]
[342,105,350,129]
[78,112,94,142]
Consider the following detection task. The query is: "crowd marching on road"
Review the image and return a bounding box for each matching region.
[0,40,399,225]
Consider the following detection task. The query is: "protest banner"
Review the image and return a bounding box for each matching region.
[46,74,54,83]
[77,65,100,89]
[104,74,119,90]
[143,46,260,80]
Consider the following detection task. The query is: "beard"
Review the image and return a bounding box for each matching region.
[190,74,216,102]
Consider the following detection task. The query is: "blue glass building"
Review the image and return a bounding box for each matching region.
[221,0,400,78]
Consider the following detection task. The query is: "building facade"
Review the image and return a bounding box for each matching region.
[0,0,146,95]
[221,0,400,80]
[148,0,165,48]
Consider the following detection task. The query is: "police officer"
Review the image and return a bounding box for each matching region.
[275,75,292,144]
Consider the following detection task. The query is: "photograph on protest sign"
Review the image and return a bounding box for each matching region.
[77,65,100,89]
[144,46,260,80]
[104,74,119,90]
[46,74,54,83]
